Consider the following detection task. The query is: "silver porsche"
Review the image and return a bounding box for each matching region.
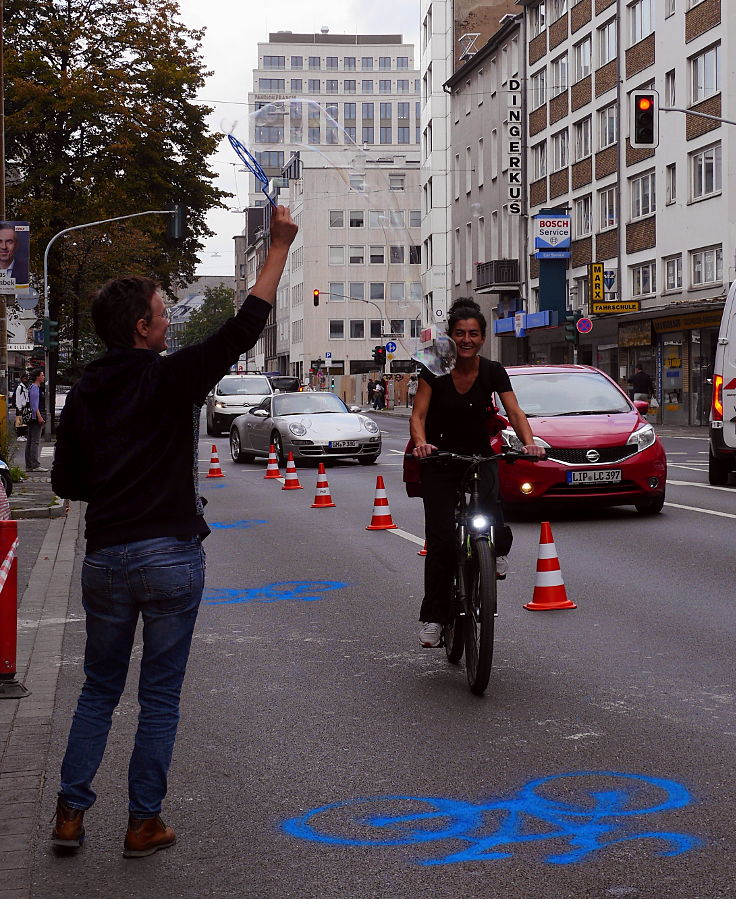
[229,392,382,466]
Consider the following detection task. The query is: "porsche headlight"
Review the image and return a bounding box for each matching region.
[289,422,307,436]
[361,417,380,434]
[627,423,655,451]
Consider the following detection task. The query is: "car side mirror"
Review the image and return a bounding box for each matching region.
[633,400,650,414]
[251,408,268,417]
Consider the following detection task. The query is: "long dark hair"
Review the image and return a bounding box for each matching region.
[447,298,486,338]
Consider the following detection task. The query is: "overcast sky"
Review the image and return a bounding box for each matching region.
[175,0,421,278]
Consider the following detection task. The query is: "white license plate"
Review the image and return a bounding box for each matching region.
[329,440,358,449]
[566,469,622,484]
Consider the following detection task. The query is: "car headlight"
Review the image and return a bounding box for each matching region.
[501,429,550,451]
[627,423,655,451]
[360,417,380,434]
[214,401,226,409]
[289,422,307,436]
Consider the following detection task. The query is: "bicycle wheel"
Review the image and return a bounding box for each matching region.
[444,581,465,664]
[464,538,496,695]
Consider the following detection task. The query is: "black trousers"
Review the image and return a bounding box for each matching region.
[420,460,512,624]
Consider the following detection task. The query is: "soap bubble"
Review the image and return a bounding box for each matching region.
[412,332,457,376]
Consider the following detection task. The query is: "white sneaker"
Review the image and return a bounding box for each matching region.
[419,622,442,648]
[16,436,26,441]
[496,555,509,580]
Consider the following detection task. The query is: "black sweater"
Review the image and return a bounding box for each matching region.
[51,294,271,552]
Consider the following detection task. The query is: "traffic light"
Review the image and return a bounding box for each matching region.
[630,90,659,149]
[373,345,387,368]
[43,317,59,350]
[564,310,583,344]
[313,289,320,307]
[167,204,186,240]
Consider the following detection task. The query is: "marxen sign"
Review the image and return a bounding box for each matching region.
[506,77,522,215]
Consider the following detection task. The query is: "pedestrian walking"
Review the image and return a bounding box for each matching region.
[407,374,418,408]
[25,369,46,471]
[379,377,388,410]
[49,206,298,857]
[13,373,29,440]
[628,365,654,404]
[372,379,384,410]
[367,378,375,407]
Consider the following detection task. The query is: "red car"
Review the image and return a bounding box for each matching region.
[496,364,667,515]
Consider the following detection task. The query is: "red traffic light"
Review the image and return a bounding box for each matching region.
[637,96,652,111]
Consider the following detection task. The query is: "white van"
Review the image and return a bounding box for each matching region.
[709,279,736,484]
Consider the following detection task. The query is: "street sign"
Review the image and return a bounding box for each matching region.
[325,352,331,358]
[533,215,571,251]
[385,341,397,353]
[514,312,527,338]
[588,263,604,303]
[592,301,641,314]
[576,317,593,334]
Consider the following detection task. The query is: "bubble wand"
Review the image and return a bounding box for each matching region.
[228,134,278,209]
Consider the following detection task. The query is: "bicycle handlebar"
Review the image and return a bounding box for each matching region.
[409,449,544,464]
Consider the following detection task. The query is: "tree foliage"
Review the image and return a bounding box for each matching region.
[178,284,235,349]
[4,0,229,381]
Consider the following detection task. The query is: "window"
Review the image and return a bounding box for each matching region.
[397,102,410,121]
[411,319,422,338]
[410,210,421,228]
[665,69,675,106]
[551,129,569,171]
[389,211,405,228]
[691,45,720,104]
[389,174,405,191]
[409,282,422,302]
[631,171,656,218]
[574,117,592,160]
[349,174,365,191]
[691,246,723,285]
[598,19,616,67]
[389,283,405,302]
[379,80,392,94]
[531,68,547,110]
[350,320,365,339]
[362,102,374,120]
[329,320,345,339]
[362,127,374,143]
[349,246,364,264]
[370,246,385,264]
[307,127,320,144]
[344,57,356,70]
[309,56,321,70]
[369,210,385,228]
[263,55,285,69]
[666,163,677,204]
[259,78,285,91]
[350,210,364,227]
[326,103,339,121]
[349,282,364,300]
[397,80,410,93]
[390,245,405,264]
[574,37,591,83]
[362,79,374,93]
[362,57,374,70]
[344,80,356,94]
[632,261,656,297]
[370,283,385,300]
[691,143,721,199]
[665,0,676,15]
[329,210,344,228]
[329,282,345,300]
[477,138,484,186]
[548,0,567,23]
[380,102,392,119]
[328,246,345,265]
[665,256,682,290]
[255,150,284,168]
[409,245,421,264]
[551,54,568,98]
[291,56,303,68]
[291,78,302,91]
[599,185,617,229]
[380,127,392,143]
[397,57,409,69]
[326,57,338,70]
[530,3,546,37]
[326,80,338,94]
[574,195,592,237]
[390,319,405,337]
[308,79,320,93]
[379,57,391,70]
[370,319,382,338]
[630,0,654,45]
[599,104,617,149]
[344,103,356,120]
[532,141,547,180]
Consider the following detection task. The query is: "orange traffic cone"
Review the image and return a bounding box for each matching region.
[282,452,304,490]
[264,445,281,479]
[206,444,225,479]
[366,475,398,530]
[311,463,336,508]
[524,522,576,611]
[418,540,427,556]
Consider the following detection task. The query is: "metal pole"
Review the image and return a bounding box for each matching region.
[0,0,8,400]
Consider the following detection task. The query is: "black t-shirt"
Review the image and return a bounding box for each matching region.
[629,371,653,394]
[420,357,512,455]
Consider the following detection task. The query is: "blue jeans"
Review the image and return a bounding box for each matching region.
[59,536,205,818]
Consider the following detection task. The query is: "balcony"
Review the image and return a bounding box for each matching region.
[475,259,520,293]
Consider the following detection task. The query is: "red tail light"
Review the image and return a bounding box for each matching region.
[712,374,723,421]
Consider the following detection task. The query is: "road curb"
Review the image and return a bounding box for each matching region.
[11,502,67,521]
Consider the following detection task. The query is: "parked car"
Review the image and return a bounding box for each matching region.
[229,391,381,466]
[268,375,302,393]
[709,278,736,484]
[205,374,274,436]
[497,364,667,514]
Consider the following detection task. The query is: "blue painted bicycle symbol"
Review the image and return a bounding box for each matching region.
[203,580,348,606]
[283,772,702,866]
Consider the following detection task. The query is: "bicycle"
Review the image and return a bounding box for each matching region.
[418,449,538,696]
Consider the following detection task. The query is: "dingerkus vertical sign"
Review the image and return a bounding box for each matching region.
[506,78,522,215]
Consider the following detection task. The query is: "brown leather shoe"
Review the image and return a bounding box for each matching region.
[123,814,176,858]
[51,798,85,848]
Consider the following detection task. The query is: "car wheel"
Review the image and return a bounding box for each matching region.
[634,492,665,515]
[0,471,13,498]
[205,412,215,437]
[271,432,286,466]
[357,454,378,465]
[708,449,732,486]
[230,428,254,464]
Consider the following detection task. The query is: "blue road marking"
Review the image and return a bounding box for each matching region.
[282,772,702,866]
[209,520,267,529]
[203,580,349,606]
[201,482,227,489]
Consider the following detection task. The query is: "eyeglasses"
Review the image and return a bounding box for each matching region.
[149,310,171,321]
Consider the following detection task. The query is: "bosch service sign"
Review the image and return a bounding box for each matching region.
[533,214,571,251]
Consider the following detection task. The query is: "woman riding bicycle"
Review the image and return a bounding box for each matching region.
[410,299,545,648]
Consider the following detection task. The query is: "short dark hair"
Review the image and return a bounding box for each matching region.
[447,297,486,338]
[30,368,43,381]
[92,276,158,349]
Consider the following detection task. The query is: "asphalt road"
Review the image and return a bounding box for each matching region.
[32,414,736,898]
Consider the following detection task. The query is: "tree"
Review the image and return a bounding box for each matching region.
[4,0,229,398]
[178,285,236,349]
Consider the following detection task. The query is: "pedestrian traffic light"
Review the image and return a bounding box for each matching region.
[373,345,387,368]
[43,317,59,350]
[167,204,186,240]
[313,289,320,307]
[564,310,583,344]
[630,90,659,149]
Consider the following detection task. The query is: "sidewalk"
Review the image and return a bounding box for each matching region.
[8,439,66,522]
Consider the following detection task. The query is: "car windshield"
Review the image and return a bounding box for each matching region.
[501,371,632,417]
[270,376,301,392]
[217,378,270,396]
[273,393,349,416]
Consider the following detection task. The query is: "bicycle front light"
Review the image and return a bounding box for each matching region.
[470,514,490,531]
